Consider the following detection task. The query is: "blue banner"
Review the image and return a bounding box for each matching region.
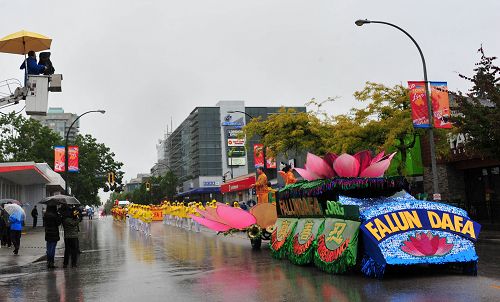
[360,209,481,243]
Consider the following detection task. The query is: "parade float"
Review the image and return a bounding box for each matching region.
[190,151,481,278]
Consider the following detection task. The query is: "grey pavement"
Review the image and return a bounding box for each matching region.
[0,226,55,271]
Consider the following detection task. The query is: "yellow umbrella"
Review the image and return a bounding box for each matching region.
[0,30,52,55]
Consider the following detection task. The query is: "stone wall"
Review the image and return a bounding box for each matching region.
[423,164,466,202]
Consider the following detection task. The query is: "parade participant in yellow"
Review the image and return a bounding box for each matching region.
[137,205,144,233]
[191,202,203,232]
[278,164,297,185]
[233,201,240,208]
[161,202,168,225]
[128,204,134,229]
[133,204,141,231]
[144,205,153,236]
[252,167,269,204]
[179,203,188,229]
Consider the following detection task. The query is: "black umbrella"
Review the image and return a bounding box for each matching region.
[39,194,80,206]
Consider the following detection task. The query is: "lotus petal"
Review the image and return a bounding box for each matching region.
[189,215,232,232]
[205,206,228,224]
[305,153,335,178]
[401,240,426,256]
[249,203,278,229]
[353,150,372,174]
[333,154,360,177]
[370,151,385,164]
[359,152,396,178]
[323,153,338,171]
[401,232,453,257]
[295,167,319,181]
[435,237,454,256]
[216,206,257,229]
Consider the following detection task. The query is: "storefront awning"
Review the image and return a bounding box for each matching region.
[220,175,255,193]
[176,187,220,197]
[0,162,50,185]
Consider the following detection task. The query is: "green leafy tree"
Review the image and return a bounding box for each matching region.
[243,108,331,157]
[453,47,500,159]
[0,113,62,164]
[67,134,124,206]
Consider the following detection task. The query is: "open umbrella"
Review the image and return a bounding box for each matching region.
[4,203,26,218]
[0,198,22,205]
[0,30,52,84]
[0,30,52,55]
[39,194,80,206]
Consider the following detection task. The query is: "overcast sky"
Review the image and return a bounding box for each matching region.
[1,1,499,199]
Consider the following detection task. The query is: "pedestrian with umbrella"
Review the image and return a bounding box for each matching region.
[43,204,62,269]
[40,195,81,268]
[61,206,80,268]
[0,204,11,248]
[4,204,25,255]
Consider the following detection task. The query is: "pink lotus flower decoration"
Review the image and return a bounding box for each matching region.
[295,150,396,180]
[401,232,453,257]
[189,202,257,232]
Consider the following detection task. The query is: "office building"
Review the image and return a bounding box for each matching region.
[156,100,306,201]
[31,107,79,141]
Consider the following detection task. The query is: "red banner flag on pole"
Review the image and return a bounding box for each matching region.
[408,81,430,128]
[253,144,264,168]
[68,146,79,172]
[54,146,65,172]
[265,147,276,169]
[430,81,452,129]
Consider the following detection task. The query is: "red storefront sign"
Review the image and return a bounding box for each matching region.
[220,176,255,193]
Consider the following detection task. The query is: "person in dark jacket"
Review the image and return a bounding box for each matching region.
[0,205,11,247]
[9,210,24,255]
[20,51,46,75]
[44,205,61,269]
[62,207,80,268]
[31,206,39,228]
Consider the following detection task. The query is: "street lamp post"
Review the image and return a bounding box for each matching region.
[151,162,172,176]
[64,110,106,195]
[355,19,440,198]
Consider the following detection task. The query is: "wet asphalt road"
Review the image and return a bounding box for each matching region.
[0,218,499,302]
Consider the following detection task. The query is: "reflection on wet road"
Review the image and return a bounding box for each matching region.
[0,219,499,301]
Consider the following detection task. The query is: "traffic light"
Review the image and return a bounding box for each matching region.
[108,172,115,185]
[222,175,226,183]
[145,182,151,192]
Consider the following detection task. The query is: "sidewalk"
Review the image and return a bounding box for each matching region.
[0,226,63,272]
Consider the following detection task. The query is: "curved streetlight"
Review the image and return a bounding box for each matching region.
[355,19,439,198]
[151,162,172,176]
[65,110,106,194]
[227,110,254,121]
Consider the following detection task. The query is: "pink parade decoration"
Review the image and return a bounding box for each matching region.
[353,150,372,174]
[295,167,319,181]
[205,206,229,224]
[295,150,396,180]
[359,152,396,177]
[304,153,335,178]
[189,215,232,232]
[323,153,338,168]
[370,151,385,165]
[333,154,360,177]
[401,232,453,257]
[216,206,257,229]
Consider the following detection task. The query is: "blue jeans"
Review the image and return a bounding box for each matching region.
[46,241,57,263]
